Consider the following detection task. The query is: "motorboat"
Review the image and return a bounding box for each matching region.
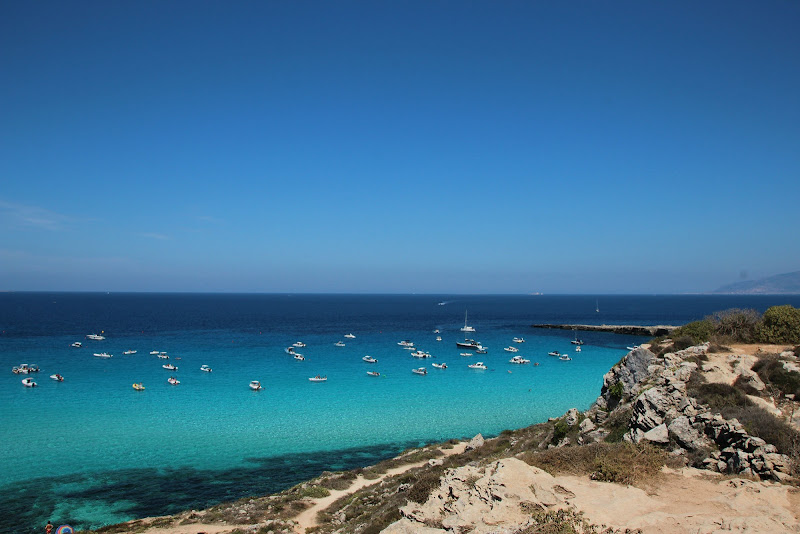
[460,352,473,357]
[411,367,427,375]
[294,354,305,361]
[249,380,263,390]
[509,356,530,364]
[504,346,519,353]
[575,346,582,352]
[436,336,442,341]
[468,362,487,369]
[71,342,82,348]
[149,351,160,355]
[123,350,137,355]
[50,374,64,381]
[460,310,476,332]
[344,333,356,339]
[309,376,327,382]
[157,353,169,359]
[367,371,380,377]
[397,340,414,347]
[86,334,105,340]
[626,345,640,351]
[403,346,416,350]
[162,363,177,370]
[285,347,297,355]
[132,383,145,391]
[559,355,572,361]
[94,352,112,358]
[200,364,212,372]
[476,347,488,354]
[362,355,378,363]
[434,329,440,334]
[512,337,525,343]
[334,341,346,347]
[167,376,180,385]
[548,351,561,357]
[571,336,584,345]
[293,341,306,348]
[432,362,447,369]
[410,350,432,358]
[456,339,481,350]
[13,364,33,374]
[22,378,37,387]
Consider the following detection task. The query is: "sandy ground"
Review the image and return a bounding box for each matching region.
[292,442,468,533]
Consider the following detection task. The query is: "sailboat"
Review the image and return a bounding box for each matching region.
[595,299,599,313]
[460,310,475,332]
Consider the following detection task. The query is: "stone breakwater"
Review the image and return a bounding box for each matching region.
[531,324,678,336]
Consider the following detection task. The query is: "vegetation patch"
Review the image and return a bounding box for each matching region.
[752,355,800,397]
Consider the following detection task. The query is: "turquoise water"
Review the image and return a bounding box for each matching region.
[3,293,798,532]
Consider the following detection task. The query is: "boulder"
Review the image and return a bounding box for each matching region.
[465,433,484,451]
[643,424,669,444]
[565,408,580,426]
[668,415,706,451]
[631,387,673,431]
[579,418,595,434]
[600,348,656,407]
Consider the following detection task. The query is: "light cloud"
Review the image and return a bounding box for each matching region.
[197,215,224,224]
[0,200,73,231]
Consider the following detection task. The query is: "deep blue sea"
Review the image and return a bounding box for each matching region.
[2,293,800,533]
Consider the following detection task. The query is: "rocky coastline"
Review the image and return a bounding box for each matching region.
[530,324,678,337]
[81,342,800,534]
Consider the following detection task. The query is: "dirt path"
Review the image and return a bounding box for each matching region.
[293,442,467,533]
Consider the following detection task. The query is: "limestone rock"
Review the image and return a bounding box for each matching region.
[579,418,595,433]
[565,408,580,426]
[668,415,706,451]
[465,433,484,451]
[643,424,669,444]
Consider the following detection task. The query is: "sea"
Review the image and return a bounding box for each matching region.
[2,293,800,533]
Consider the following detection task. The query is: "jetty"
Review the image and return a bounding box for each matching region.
[530,324,678,337]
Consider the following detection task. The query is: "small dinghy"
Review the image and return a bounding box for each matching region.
[167,376,180,385]
[94,352,112,358]
[249,380,263,391]
[200,365,212,372]
[309,375,327,382]
[362,355,378,363]
[162,364,177,370]
[294,354,305,361]
[468,362,487,370]
[367,371,380,377]
[22,378,37,387]
[412,367,427,375]
[132,383,145,391]
[432,363,447,369]
[50,374,64,381]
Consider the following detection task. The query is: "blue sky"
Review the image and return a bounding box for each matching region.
[1,1,798,293]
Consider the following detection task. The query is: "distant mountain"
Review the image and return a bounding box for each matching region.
[712,271,800,294]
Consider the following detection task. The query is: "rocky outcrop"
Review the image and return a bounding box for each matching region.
[531,324,678,336]
[596,347,656,411]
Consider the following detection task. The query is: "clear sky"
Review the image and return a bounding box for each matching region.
[1,1,798,294]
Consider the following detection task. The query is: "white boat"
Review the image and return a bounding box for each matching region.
[432,362,447,369]
[50,374,64,381]
[397,340,414,347]
[162,363,177,370]
[362,355,378,363]
[460,310,476,332]
[456,339,481,350]
[575,346,582,352]
[548,351,561,357]
[334,341,346,347]
[509,356,530,364]
[626,345,640,351]
[21,378,37,387]
[559,355,572,361]
[468,362,487,369]
[12,364,31,374]
[460,352,473,357]
[86,334,105,340]
[504,346,519,353]
[403,346,416,350]
[294,354,305,361]
[123,350,137,355]
[435,336,442,341]
[410,350,432,358]
[367,371,380,377]
[293,342,306,348]
[344,333,356,339]
[309,375,327,382]
[596,299,599,313]
[285,347,297,355]
[70,342,82,348]
[412,367,427,375]
[157,354,169,359]
[249,380,263,390]
[476,347,488,354]
[149,351,160,355]
[94,352,112,358]
[512,337,525,343]
[167,376,180,385]
[200,364,212,372]
[434,329,440,334]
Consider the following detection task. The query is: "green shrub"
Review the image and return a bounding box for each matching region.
[300,485,330,498]
[756,305,800,344]
[709,308,761,343]
[752,356,800,397]
[604,407,632,443]
[671,335,696,351]
[552,419,570,443]
[688,380,752,412]
[407,469,444,503]
[672,319,714,344]
[608,381,624,399]
[733,405,800,458]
